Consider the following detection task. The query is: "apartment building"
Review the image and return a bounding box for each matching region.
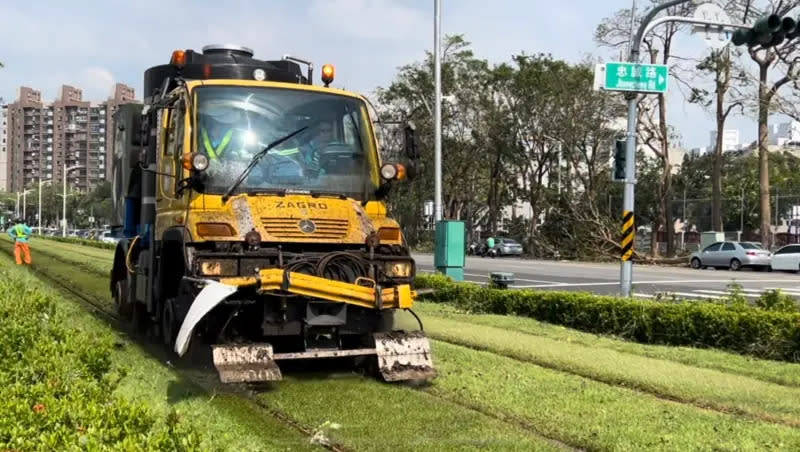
[0,104,7,191]
[5,84,137,193]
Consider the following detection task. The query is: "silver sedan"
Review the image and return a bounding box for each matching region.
[494,238,523,256]
[690,241,771,271]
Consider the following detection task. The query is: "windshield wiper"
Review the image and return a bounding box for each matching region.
[310,190,348,200]
[221,126,309,203]
[246,188,287,197]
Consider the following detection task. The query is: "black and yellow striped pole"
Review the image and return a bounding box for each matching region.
[621,211,634,262]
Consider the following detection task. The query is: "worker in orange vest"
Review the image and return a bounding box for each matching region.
[8,218,33,265]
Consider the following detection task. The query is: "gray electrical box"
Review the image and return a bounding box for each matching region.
[701,231,725,250]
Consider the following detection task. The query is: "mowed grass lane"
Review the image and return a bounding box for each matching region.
[5,237,561,451]
[20,237,800,451]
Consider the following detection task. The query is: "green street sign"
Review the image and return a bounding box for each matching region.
[603,62,668,93]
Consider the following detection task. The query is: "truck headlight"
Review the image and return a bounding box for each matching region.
[385,261,412,278]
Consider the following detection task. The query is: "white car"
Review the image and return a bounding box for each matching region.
[99,231,120,244]
[769,244,800,272]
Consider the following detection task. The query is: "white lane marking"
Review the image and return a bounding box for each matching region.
[633,293,655,298]
[694,289,759,298]
[463,272,559,284]
[766,287,800,293]
[515,279,800,288]
[660,292,721,300]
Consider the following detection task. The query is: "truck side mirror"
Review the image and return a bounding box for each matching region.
[403,122,419,161]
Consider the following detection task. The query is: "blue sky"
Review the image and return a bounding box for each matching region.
[0,0,773,149]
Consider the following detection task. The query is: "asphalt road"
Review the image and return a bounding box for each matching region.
[414,254,800,300]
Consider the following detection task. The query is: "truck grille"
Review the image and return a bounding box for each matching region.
[261,217,350,239]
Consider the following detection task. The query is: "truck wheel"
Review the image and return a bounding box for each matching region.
[114,279,132,320]
[161,298,178,348]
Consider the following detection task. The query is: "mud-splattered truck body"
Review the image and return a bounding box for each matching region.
[109,44,434,382]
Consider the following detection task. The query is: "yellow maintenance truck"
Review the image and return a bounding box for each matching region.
[109,44,433,383]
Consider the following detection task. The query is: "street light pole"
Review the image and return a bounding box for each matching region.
[62,163,85,237]
[542,134,563,196]
[433,0,442,222]
[39,177,43,233]
[21,188,33,223]
[740,186,745,235]
[39,177,53,234]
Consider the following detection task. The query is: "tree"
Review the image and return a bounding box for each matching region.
[376,35,500,244]
[728,0,800,246]
[686,47,746,231]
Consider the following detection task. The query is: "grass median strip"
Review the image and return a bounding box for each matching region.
[398,309,800,426]
[413,302,800,388]
[0,249,313,451]
[36,235,115,260]
[12,236,563,451]
[427,341,800,451]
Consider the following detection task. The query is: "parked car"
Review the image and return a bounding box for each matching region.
[494,238,523,256]
[99,230,120,244]
[768,244,800,272]
[690,241,771,271]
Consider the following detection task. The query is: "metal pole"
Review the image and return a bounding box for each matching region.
[557,142,562,196]
[433,0,442,222]
[627,0,637,56]
[620,0,689,298]
[620,94,637,297]
[63,162,67,237]
[683,186,686,223]
[740,186,744,233]
[22,191,26,221]
[38,177,42,234]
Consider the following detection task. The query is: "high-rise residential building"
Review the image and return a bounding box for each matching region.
[0,104,8,191]
[768,120,800,146]
[708,129,740,152]
[5,84,138,193]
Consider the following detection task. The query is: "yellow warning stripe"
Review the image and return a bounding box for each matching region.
[621,210,634,262]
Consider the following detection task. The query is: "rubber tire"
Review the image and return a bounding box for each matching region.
[115,279,132,320]
[690,258,702,269]
[730,259,742,271]
[161,298,178,349]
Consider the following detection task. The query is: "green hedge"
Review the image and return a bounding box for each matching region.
[415,274,800,362]
[36,235,117,250]
[0,266,203,450]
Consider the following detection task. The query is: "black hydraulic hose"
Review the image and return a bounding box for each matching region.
[405,308,424,331]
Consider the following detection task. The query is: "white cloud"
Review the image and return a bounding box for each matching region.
[78,67,115,101]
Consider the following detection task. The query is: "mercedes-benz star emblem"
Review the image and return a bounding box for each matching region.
[299,219,316,234]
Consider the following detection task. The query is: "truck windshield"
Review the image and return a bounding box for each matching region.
[194,86,379,199]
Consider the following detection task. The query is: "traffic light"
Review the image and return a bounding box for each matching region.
[613,139,626,182]
[732,14,799,48]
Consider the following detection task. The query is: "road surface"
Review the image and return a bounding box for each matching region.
[414,254,800,300]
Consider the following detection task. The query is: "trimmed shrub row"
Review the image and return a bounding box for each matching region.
[0,266,204,450]
[415,274,800,362]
